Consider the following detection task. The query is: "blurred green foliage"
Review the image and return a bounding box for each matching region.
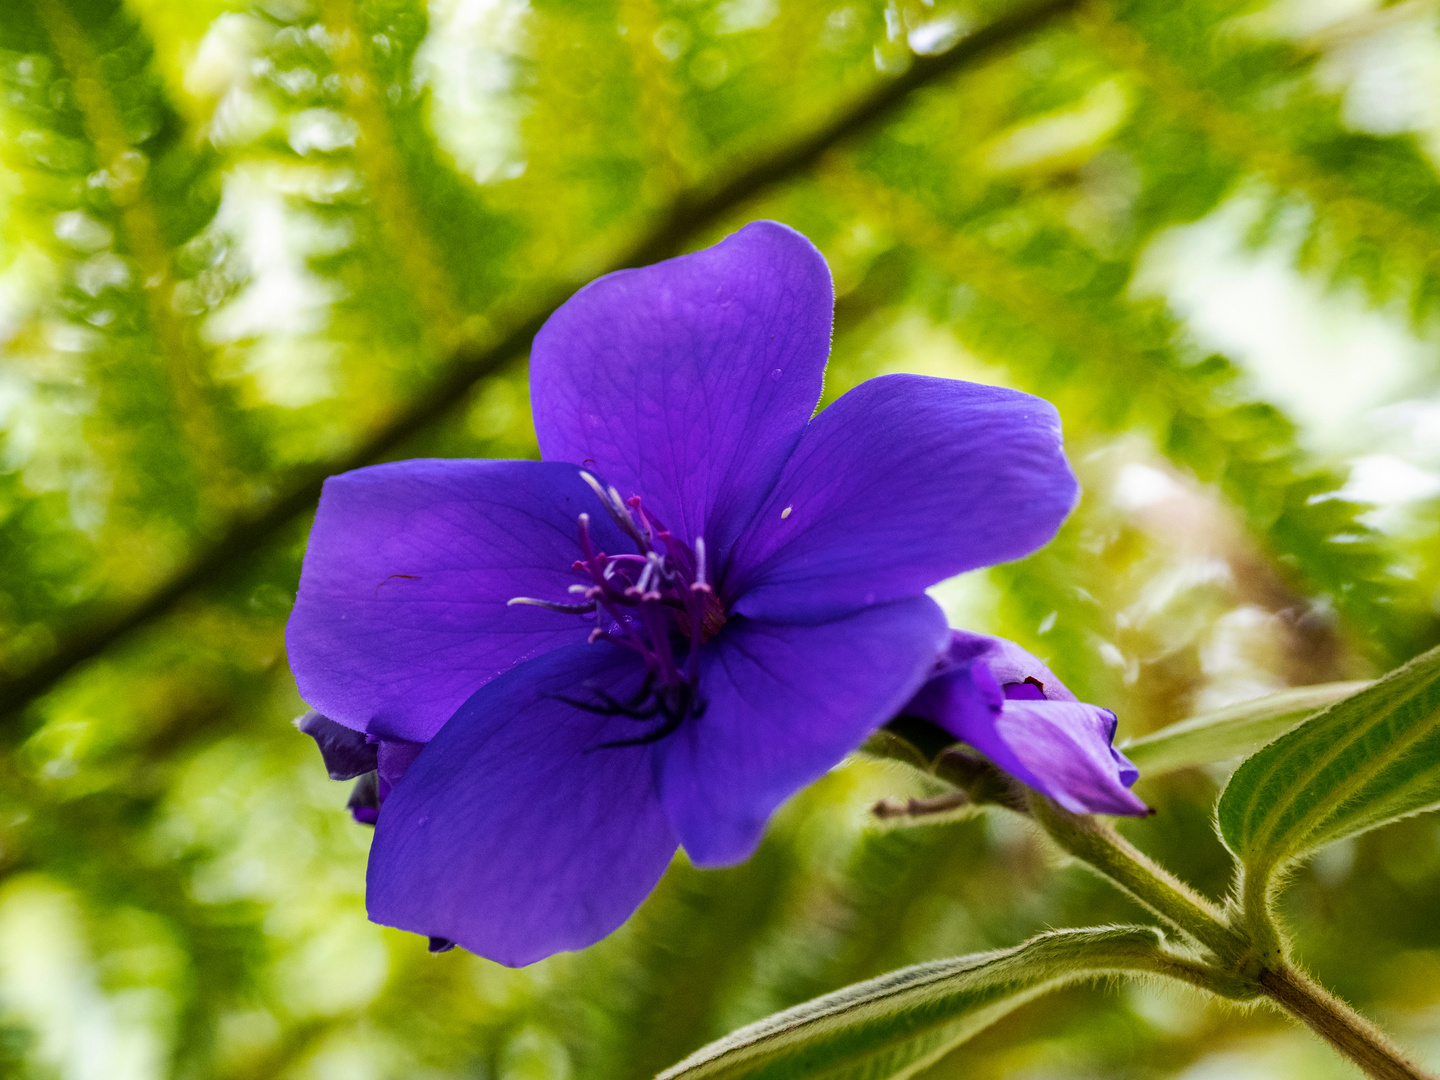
[1,0,1440,1076]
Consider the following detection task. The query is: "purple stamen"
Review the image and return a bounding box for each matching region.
[507,480,724,740]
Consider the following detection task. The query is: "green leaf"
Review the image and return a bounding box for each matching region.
[1218,645,1440,880]
[657,927,1193,1080]
[1120,682,1370,776]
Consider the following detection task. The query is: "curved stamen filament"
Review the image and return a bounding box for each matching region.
[511,479,725,743]
[507,596,598,614]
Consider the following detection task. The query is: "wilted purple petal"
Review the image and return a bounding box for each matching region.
[295,711,378,780]
[531,221,832,553]
[900,630,1146,816]
[286,459,627,743]
[980,635,1078,702]
[903,651,1005,737]
[978,699,1146,816]
[348,772,380,825]
[1002,681,1047,701]
[367,642,678,967]
[728,375,1079,622]
[659,597,948,867]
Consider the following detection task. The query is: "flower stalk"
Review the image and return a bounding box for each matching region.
[1027,795,1246,964]
[1031,796,1436,1080]
[1257,964,1432,1080]
[866,736,1436,1079]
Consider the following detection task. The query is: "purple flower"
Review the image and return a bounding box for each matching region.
[285,221,1081,965]
[896,631,1147,816]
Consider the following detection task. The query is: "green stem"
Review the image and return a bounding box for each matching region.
[1259,964,1434,1080]
[1027,796,1436,1080]
[1028,796,1247,963]
[863,735,1435,1077]
[1239,860,1286,967]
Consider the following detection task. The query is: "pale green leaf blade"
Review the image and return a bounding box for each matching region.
[1120,682,1370,776]
[658,927,1179,1080]
[1218,645,1440,875]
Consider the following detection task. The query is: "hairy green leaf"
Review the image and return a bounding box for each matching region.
[1121,682,1370,776]
[657,927,1196,1080]
[1218,646,1440,879]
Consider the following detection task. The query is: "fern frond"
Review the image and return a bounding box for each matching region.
[7,0,240,492]
[0,0,256,675]
[618,0,693,199]
[1,0,1077,721]
[570,843,799,1080]
[823,161,1435,663]
[1088,0,1440,324]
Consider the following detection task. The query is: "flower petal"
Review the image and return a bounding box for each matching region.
[964,632,1079,703]
[728,375,1079,622]
[377,738,426,801]
[286,459,627,742]
[295,711,378,780]
[348,773,381,825]
[659,596,948,866]
[531,220,832,553]
[366,642,678,967]
[911,665,1146,816]
[990,700,1147,816]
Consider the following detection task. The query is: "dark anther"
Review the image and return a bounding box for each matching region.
[555,671,664,720]
[594,682,707,748]
[428,936,456,953]
[297,711,379,780]
[557,691,663,720]
[594,709,686,749]
[558,677,707,750]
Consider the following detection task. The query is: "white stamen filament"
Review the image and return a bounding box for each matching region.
[693,536,707,588]
[507,596,597,614]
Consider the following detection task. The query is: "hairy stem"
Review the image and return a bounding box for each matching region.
[864,733,1433,1077]
[1029,797,1435,1079]
[1029,796,1245,961]
[1260,965,1434,1080]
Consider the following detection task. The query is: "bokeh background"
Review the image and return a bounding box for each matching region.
[3,0,1440,1075]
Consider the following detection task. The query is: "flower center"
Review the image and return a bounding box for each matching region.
[507,472,726,746]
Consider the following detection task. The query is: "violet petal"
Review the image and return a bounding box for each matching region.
[983,699,1148,817]
[957,631,1079,703]
[286,459,628,743]
[348,772,380,825]
[728,375,1079,622]
[377,738,427,801]
[295,710,378,780]
[907,660,1147,816]
[658,596,948,867]
[902,653,1005,736]
[366,642,678,967]
[530,220,832,554]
